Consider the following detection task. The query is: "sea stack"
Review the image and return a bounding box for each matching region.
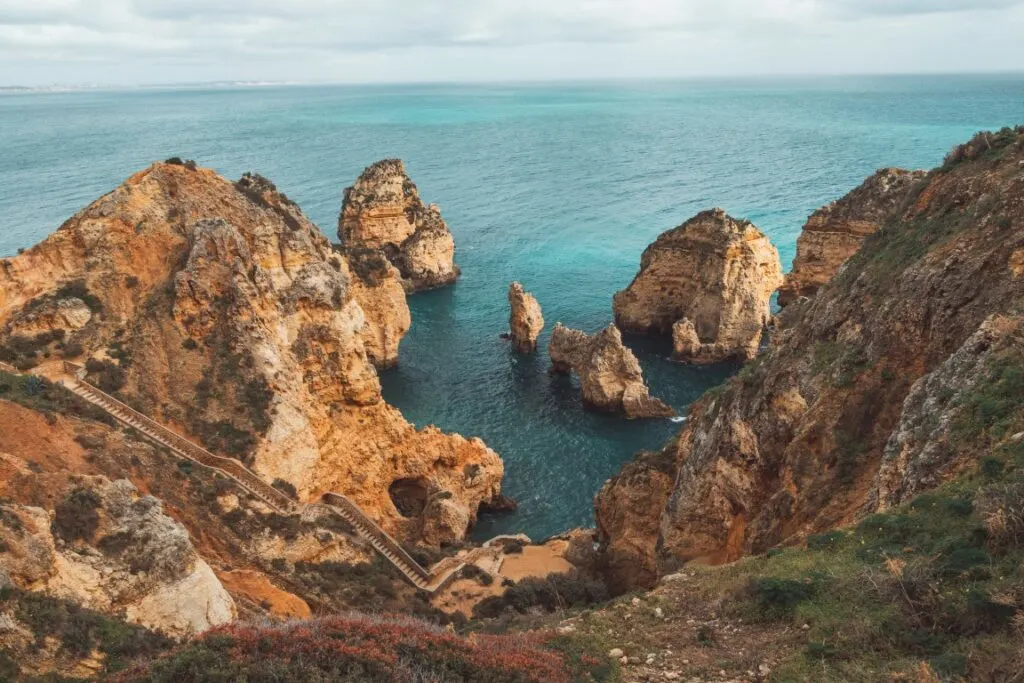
[548,323,675,419]
[613,209,783,364]
[339,159,460,292]
[507,282,544,353]
[777,168,926,306]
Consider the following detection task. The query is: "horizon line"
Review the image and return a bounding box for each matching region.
[3,68,1024,94]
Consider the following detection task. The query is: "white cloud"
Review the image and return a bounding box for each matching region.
[0,0,1021,84]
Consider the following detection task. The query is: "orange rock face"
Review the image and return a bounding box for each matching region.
[0,162,502,544]
[777,168,925,306]
[339,159,460,292]
[549,323,675,419]
[613,209,783,364]
[508,281,544,353]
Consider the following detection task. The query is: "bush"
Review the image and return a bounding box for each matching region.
[752,577,814,615]
[272,478,298,500]
[4,588,172,672]
[85,358,127,393]
[52,488,102,543]
[473,572,609,619]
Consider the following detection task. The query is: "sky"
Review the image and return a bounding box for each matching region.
[0,0,1023,86]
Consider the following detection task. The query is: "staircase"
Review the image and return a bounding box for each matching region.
[21,361,465,593]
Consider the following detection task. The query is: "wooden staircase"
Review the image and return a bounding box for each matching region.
[13,360,466,593]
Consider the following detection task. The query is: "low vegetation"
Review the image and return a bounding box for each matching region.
[0,368,115,426]
[113,613,613,683]
[678,432,1024,681]
[0,587,173,675]
[474,572,610,620]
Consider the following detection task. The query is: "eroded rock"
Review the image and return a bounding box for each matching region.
[596,130,1024,590]
[777,168,925,307]
[339,159,460,291]
[0,162,502,544]
[549,323,674,419]
[508,282,544,353]
[613,209,783,364]
[0,477,235,637]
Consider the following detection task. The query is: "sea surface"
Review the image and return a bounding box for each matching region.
[1,75,1022,540]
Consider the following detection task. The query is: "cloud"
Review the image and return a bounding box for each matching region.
[0,0,1021,83]
[824,0,1024,16]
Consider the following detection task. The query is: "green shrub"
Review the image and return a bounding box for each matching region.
[52,488,102,542]
[752,577,814,616]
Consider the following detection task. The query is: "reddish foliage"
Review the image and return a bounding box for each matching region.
[113,614,584,682]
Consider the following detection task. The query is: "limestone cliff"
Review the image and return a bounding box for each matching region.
[612,209,783,364]
[0,477,235,637]
[508,282,544,353]
[777,168,926,306]
[339,159,460,291]
[345,247,411,368]
[549,323,675,419]
[0,162,502,544]
[596,127,1024,590]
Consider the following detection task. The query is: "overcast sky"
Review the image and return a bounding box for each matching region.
[1,0,1023,86]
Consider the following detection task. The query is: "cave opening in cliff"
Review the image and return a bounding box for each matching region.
[389,478,429,518]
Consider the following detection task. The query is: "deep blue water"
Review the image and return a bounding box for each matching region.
[1,76,1022,540]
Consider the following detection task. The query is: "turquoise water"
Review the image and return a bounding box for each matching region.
[1,76,1022,539]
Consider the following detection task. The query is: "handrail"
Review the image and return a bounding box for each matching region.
[322,493,431,581]
[44,362,455,590]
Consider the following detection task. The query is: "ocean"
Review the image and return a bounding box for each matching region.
[1,75,1022,540]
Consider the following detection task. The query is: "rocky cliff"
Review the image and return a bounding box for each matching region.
[0,162,502,545]
[507,282,544,353]
[0,477,235,637]
[597,128,1024,590]
[613,209,783,364]
[777,168,926,307]
[549,323,675,419]
[339,159,460,292]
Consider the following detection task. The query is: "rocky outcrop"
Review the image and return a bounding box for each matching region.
[339,159,459,291]
[596,128,1024,590]
[0,162,502,544]
[508,282,544,353]
[872,314,1024,509]
[0,477,235,637]
[777,168,926,306]
[345,248,411,368]
[549,324,675,419]
[613,209,783,364]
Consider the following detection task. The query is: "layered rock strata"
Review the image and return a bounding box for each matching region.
[508,282,544,353]
[596,129,1024,591]
[339,159,460,291]
[777,168,926,306]
[549,323,675,419]
[0,162,502,544]
[613,209,783,364]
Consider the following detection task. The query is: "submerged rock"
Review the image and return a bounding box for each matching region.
[549,323,675,419]
[508,281,544,353]
[339,159,460,291]
[777,167,925,307]
[613,209,783,364]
